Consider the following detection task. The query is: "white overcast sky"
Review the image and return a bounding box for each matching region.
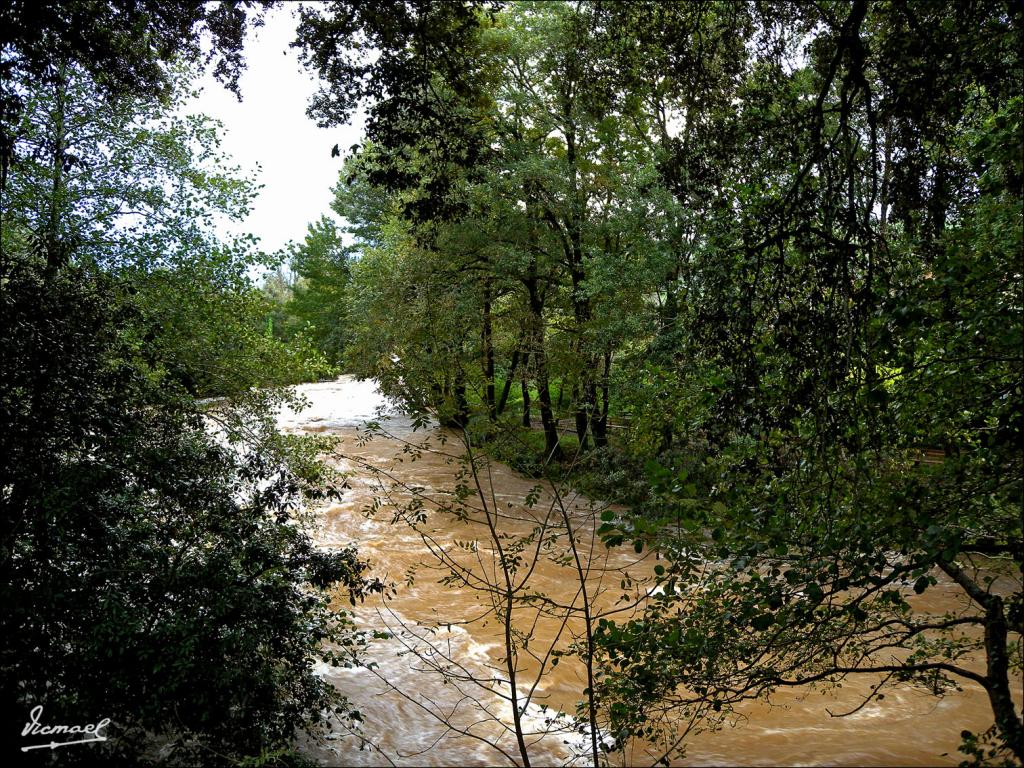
[183,5,366,260]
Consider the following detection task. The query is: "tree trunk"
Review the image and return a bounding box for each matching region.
[568,261,597,453]
[521,375,531,428]
[940,560,1024,761]
[497,348,519,416]
[453,379,469,429]
[497,331,527,415]
[526,276,559,459]
[592,348,611,448]
[482,281,496,420]
[984,594,1023,760]
[565,113,597,454]
[440,364,470,430]
[534,339,559,459]
[575,371,599,450]
[523,185,560,459]
[574,381,590,452]
[46,67,68,272]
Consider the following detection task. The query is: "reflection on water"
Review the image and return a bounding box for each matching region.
[283,377,1017,767]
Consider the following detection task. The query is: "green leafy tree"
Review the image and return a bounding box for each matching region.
[341,194,483,426]
[0,0,267,198]
[0,7,374,763]
[285,215,353,366]
[294,0,499,222]
[1,258,382,764]
[1,59,329,398]
[591,1,1022,762]
[328,2,676,460]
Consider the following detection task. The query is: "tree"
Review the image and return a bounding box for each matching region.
[285,215,354,366]
[309,0,1021,761]
[0,257,383,764]
[294,0,499,222]
[1,59,330,402]
[341,199,484,427]
[0,10,373,763]
[0,0,268,197]
[591,1,1022,762]
[2,58,258,265]
[321,2,676,461]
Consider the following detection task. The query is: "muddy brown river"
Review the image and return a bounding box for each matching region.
[279,378,1019,767]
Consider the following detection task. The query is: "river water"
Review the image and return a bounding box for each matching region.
[280,378,1018,767]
